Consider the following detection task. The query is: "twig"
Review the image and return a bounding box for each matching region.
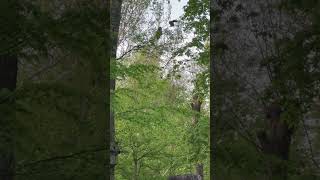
[224,119,263,152]
[229,106,261,149]
[18,147,107,168]
[302,118,320,169]
[116,44,144,60]
[0,147,107,177]
[26,59,61,81]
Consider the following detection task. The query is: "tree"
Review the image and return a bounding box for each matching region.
[114,51,203,179]
[113,0,210,179]
[181,0,210,178]
[2,1,108,179]
[110,0,123,179]
[0,55,17,180]
[0,1,22,179]
[212,0,320,179]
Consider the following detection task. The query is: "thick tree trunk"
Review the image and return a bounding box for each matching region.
[0,54,17,180]
[110,0,123,179]
[257,103,293,180]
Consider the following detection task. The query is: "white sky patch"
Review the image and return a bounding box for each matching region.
[117,0,203,97]
[158,0,200,96]
[169,0,188,20]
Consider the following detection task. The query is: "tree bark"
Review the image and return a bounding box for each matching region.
[257,103,293,180]
[196,164,203,179]
[133,158,139,180]
[0,54,17,180]
[191,95,202,125]
[110,0,123,179]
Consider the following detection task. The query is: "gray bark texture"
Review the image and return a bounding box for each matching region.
[212,0,308,179]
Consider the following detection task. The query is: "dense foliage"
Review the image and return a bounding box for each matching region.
[114,53,207,179]
[113,0,210,179]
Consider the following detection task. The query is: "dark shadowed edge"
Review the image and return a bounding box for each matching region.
[209,0,215,180]
[106,0,111,178]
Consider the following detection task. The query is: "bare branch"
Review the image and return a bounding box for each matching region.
[18,147,107,168]
[302,118,320,169]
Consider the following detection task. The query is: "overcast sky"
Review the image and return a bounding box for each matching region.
[170,0,188,20]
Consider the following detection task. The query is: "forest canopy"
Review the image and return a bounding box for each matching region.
[112,0,210,179]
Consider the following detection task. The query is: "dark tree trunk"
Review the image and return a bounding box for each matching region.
[190,95,203,180]
[191,95,202,125]
[0,55,17,90]
[257,103,293,180]
[110,0,123,179]
[0,54,17,180]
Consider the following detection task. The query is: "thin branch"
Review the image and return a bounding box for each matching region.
[229,106,261,149]
[0,147,107,177]
[302,118,320,169]
[222,58,266,107]
[116,44,145,60]
[26,59,62,81]
[18,147,107,168]
[137,149,162,161]
[224,118,263,152]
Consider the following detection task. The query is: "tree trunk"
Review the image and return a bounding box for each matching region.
[257,103,293,180]
[0,54,17,180]
[133,158,139,180]
[190,94,203,180]
[191,95,202,125]
[110,0,123,179]
[196,164,203,179]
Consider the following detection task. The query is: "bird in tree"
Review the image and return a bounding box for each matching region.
[169,20,178,27]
